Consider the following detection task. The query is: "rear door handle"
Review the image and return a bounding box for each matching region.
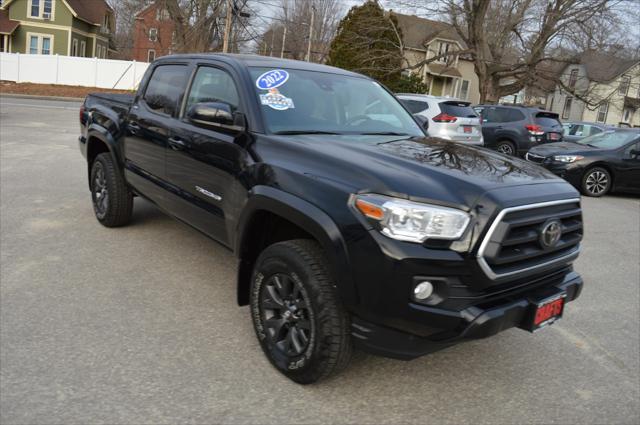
[168,137,186,150]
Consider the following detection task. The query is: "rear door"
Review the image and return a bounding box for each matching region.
[438,101,482,142]
[534,112,563,142]
[164,62,249,245]
[124,63,190,203]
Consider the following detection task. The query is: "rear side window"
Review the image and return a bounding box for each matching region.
[143,64,189,116]
[439,101,477,117]
[501,108,525,122]
[400,99,429,114]
[534,113,561,127]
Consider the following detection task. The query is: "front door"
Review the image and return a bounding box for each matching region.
[616,142,640,192]
[164,64,249,246]
[431,76,444,96]
[124,63,190,204]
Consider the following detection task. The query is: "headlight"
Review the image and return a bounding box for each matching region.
[553,155,583,163]
[352,194,471,243]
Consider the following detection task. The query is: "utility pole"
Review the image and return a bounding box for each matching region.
[280,26,287,59]
[222,0,232,53]
[306,5,315,62]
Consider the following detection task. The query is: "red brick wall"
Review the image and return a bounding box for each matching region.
[132,3,175,62]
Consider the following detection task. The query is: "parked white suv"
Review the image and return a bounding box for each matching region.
[398,94,484,145]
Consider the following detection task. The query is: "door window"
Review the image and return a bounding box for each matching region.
[185,66,240,113]
[143,64,189,116]
[623,142,639,159]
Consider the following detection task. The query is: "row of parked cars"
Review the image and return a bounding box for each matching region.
[398,94,640,197]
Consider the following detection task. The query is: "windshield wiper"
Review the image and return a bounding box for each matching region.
[358,131,410,136]
[273,130,342,135]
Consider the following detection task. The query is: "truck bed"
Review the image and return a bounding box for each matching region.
[87,92,134,107]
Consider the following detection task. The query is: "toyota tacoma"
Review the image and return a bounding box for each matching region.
[79,54,584,384]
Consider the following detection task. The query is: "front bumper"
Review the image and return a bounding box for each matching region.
[351,271,583,360]
[526,157,585,188]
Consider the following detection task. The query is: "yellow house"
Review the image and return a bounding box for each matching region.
[391,12,480,103]
[547,52,640,127]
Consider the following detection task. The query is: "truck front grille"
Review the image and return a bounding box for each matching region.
[477,199,582,280]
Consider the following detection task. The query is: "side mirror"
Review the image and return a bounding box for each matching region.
[630,149,640,158]
[187,102,244,132]
[413,114,429,131]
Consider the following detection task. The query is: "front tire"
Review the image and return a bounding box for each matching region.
[250,240,352,384]
[90,153,133,227]
[581,166,611,197]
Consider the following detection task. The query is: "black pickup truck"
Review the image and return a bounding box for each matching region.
[79,54,583,384]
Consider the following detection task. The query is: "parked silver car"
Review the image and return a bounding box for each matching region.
[397,94,483,145]
[562,121,616,143]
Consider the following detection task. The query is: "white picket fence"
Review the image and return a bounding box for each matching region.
[0,52,150,91]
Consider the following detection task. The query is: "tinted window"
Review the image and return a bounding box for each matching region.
[143,65,188,116]
[400,99,429,114]
[566,124,585,136]
[623,142,639,157]
[501,108,526,122]
[590,126,603,136]
[439,101,477,117]
[186,66,240,113]
[534,113,561,127]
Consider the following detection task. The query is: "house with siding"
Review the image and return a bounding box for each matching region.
[546,51,640,127]
[390,12,480,103]
[0,0,113,57]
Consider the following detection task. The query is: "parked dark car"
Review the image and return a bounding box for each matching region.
[526,128,640,196]
[562,121,615,143]
[79,54,584,384]
[473,105,564,156]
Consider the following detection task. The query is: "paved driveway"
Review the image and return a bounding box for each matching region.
[1,96,639,424]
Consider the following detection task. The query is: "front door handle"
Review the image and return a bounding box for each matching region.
[168,137,186,150]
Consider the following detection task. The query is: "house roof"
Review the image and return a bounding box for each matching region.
[66,0,112,26]
[0,9,19,35]
[576,51,638,82]
[390,12,467,51]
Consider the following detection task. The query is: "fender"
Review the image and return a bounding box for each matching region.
[234,185,358,307]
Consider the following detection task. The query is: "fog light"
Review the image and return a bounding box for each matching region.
[413,281,434,300]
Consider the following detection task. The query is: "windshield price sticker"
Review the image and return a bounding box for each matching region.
[256,69,290,90]
[260,88,295,111]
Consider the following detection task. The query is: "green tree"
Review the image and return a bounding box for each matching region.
[389,73,429,94]
[327,1,405,89]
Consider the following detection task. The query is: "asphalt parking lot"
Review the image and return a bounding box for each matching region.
[1,96,639,425]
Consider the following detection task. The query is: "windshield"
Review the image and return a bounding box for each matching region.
[249,67,423,136]
[577,130,639,149]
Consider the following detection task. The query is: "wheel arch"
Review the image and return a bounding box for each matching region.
[86,126,124,187]
[234,186,357,308]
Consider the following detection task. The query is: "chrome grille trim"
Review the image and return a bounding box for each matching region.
[477,198,582,280]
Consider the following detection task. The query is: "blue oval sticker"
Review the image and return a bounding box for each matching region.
[256,69,289,90]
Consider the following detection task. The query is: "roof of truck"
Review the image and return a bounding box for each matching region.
[156,54,367,78]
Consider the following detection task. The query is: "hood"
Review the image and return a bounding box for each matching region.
[263,135,569,209]
[529,142,598,156]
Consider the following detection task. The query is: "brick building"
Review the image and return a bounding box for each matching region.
[132,2,174,62]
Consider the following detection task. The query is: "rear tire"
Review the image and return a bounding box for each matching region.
[250,239,352,384]
[496,140,516,156]
[90,153,133,227]
[581,167,611,197]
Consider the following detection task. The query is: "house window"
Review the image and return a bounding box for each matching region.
[80,40,86,57]
[156,7,170,20]
[618,76,630,96]
[72,39,78,56]
[596,102,608,123]
[562,97,572,119]
[149,28,158,42]
[458,79,470,100]
[568,69,578,88]
[27,33,52,54]
[622,108,633,123]
[29,0,52,19]
[29,36,38,54]
[436,42,450,62]
[148,49,156,62]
